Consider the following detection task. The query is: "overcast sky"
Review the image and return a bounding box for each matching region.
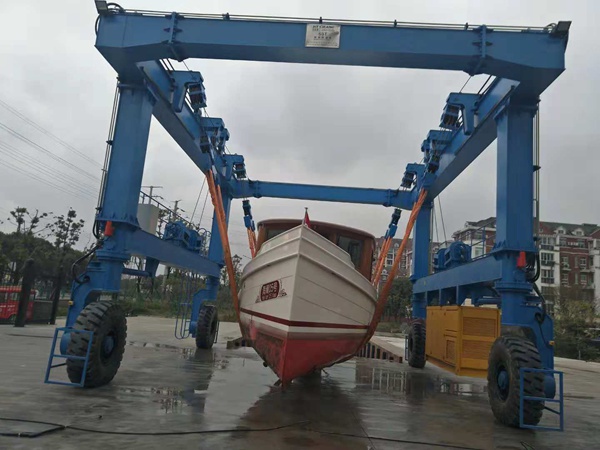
[0,0,598,261]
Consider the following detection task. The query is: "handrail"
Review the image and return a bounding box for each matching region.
[466,224,491,261]
[139,191,210,250]
[110,7,552,33]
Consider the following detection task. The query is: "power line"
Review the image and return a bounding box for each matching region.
[0,97,103,168]
[0,141,99,197]
[0,157,95,201]
[0,121,100,182]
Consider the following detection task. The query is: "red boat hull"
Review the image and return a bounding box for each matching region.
[241,309,367,385]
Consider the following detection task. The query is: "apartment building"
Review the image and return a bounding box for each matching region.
[452,218,600,308]
[375,218,600,309]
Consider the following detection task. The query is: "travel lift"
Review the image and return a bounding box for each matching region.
[45,2,569,430]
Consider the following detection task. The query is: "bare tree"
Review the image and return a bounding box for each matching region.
[8,207,49,235]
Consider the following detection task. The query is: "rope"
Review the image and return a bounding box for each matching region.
[205,172,240,322]
[362,189,429,345]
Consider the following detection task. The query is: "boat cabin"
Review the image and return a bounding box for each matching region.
[255,219,376,280]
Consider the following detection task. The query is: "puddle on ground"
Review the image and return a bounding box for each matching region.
[118,342,485,421]
[114,346,272,416]
[353,361,487,397]
[127,340,184,350]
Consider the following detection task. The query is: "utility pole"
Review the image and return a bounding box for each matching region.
[172,200,185,221]
[142,185,163,203]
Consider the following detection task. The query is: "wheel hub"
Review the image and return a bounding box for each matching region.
[101,333,116,359]
[497,367,509,400]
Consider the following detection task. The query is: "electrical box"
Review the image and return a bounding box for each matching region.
[137,203,160,235]
[425,306,500,378]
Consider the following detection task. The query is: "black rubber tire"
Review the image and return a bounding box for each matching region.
[407,321,426,368]
[487,336,544,427]
[66,301,127,388]
[8,314,16,325]
[195,304,218,349]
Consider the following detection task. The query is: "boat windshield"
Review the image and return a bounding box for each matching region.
[265,228,288,241]
[337,235,363,268]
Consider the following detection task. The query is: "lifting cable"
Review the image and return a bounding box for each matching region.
[437,195,447,243]
[363,189,429,344]
[190,178,207,223]
[205,171,241,322]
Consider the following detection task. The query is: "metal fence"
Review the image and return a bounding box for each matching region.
[0,260,64,325]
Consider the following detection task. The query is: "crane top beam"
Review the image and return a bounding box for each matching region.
[93,4,570,204]
[96,7,569,96]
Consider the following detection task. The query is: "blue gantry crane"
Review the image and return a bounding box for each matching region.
[45,1,569,429]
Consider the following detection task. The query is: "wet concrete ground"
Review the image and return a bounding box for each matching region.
[1,317,599,449]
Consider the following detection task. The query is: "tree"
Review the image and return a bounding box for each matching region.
[4,207,50,282]
[216,254,244,321]
[49,208,85,253]
[220,254,242,287]
[384,277,413,319]
[552,285,599,361]
[8,207,49,235]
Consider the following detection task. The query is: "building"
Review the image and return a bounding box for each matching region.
[375,217,600,310]
[451,217,497,258]
[374,237,443,284]
[452,218,600,309]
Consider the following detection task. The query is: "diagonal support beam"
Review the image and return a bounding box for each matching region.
[424,78,520,198]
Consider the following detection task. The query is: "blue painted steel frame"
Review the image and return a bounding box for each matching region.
[520,368,564,431]
[45,327,94,387]
[64,7,568,392]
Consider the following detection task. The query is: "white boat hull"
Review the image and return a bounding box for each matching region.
[238,225,377,383]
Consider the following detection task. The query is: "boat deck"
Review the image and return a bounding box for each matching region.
[1,316,599,449]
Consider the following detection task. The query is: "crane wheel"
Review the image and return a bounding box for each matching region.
[66,301,127,388]
[487,336,544,427]
[407,321,426,368]
[195,304,218,349]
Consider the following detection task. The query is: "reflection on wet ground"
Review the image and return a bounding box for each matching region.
[354,362,487,397]
[1,322,600,449]
[118,342,488,418]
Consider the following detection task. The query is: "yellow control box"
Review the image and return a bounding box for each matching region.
[425,306,500,378]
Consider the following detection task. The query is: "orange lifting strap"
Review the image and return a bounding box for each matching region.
[362,189,429,345]
[372,236,392,286]
[205,172,241,322]
[247,228,257,258]
[242,199,258,258]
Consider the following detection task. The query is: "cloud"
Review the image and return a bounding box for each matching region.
[0,0,597,265]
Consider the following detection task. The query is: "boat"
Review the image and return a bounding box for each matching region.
[238,219,377,385]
